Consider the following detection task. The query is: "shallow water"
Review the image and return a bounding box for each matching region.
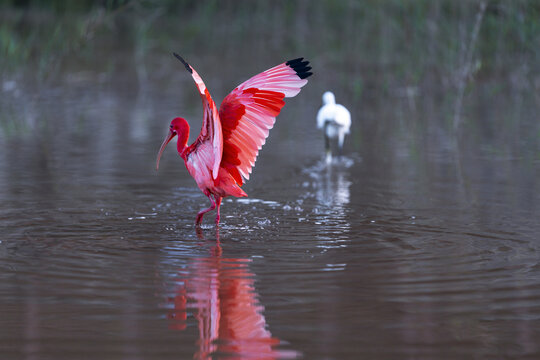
[2,57,540,360]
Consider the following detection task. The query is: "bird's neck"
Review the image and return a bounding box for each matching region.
[177,129,190,159]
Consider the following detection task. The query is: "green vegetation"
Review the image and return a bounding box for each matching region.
[1,0,539,143]
[1,1,539,80]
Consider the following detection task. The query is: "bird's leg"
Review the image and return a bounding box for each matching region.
[338,131,345,157]
[324,122,332,165]
[195,194,216,225]
[214,195,222,225]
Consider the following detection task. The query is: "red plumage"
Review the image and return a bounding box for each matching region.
[157,54,312,225]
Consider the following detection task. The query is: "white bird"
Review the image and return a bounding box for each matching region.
[316,91,351,163]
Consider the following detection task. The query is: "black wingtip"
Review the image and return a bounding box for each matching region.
[286,57,313,79]
[173,52,192,74]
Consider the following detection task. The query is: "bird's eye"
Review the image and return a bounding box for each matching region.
[169,125,173,129]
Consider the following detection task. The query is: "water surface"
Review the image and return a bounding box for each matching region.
[2,49,540,359]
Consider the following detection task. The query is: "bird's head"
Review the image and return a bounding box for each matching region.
[322,91,335,105]
[156,117,190,170]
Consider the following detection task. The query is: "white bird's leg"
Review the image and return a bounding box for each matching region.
[338,131,345,157]
[214,195,222,225]
[325,151,332,165]
[196,194,216,225]
[324,122,332,164]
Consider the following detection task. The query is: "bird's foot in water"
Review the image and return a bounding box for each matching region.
[325,152,333,165]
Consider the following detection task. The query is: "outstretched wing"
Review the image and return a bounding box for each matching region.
[174,53,222,180]
[219,58,312,185]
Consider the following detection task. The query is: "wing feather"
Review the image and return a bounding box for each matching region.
[174,53,222,180]
[218,58,312,185]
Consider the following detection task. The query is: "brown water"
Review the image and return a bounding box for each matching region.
[2,55,540,359]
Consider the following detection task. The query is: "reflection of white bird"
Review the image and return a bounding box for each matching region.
[316,91,351,163]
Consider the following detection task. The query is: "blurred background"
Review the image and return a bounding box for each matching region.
[2,0,539,146]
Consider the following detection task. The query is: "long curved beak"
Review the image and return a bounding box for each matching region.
[156,130,176,170]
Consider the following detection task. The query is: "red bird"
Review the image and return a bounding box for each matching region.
[156,53,312,225]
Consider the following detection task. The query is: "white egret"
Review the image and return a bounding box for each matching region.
[316,91,351,163]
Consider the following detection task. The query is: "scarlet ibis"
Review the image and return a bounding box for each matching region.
[316,91,351,163]
[156,53,312,225]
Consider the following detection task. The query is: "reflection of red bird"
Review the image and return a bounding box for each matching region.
[167,229,298,359]
[156,54,312,225]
